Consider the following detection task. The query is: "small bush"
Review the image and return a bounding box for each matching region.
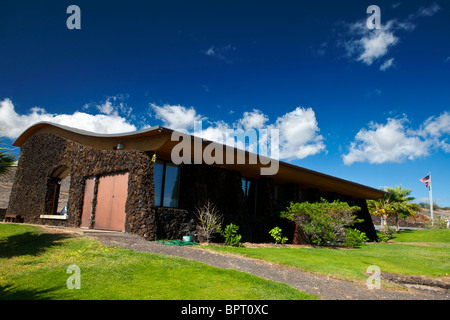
[269,227,288,244]
[220,223,242,247]
[425,216,448,229]
[377,225,396,242]
[343,228,368,247]
[195,200,223,244]
[281,198,361,245]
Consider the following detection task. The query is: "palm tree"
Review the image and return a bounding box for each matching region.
[386,186,421,231]
[368,186,421,232]
[0,140,16,180]
[368,193,394,231]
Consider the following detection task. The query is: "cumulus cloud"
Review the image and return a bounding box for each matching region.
[341,20,403,66]
[150,103,206,131]
[339,4,440,69]
[1,96,326,161]
[151,103,326,160]
[272,107,325,160]
[354,22,399,65]
[419,111,450,137]
[0,98,137,139]
[238,109,269,130]
[343,111,450,165]
[95,94,133,117]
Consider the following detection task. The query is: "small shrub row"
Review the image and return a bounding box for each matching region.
[195,199,370,248]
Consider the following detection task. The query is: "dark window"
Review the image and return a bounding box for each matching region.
[273,184,287,202]
[242,177,257,215]
[154,160,180,208]
[153,161,164,207]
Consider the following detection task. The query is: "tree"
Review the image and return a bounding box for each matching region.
[387,186,421,231]
[368,186,421,232]
[367,192,394,232]
[0,139,15,180]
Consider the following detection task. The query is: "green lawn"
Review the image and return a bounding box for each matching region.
[203,229,450,282]
[0,224,316,300]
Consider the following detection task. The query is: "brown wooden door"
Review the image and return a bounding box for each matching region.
[94,172,129,231]
[80,177,95,228]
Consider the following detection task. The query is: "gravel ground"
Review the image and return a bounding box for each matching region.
[71,229,449,300]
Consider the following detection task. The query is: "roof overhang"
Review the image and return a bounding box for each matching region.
[14,122,385,200]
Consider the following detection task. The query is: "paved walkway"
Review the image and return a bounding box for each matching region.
[79,230,449,300]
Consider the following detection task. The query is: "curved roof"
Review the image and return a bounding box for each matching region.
[13,122,172,151]
[14,121,385,199]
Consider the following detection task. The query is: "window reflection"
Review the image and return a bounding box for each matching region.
[153,161,164,207]
[153,160,180,208]
[164,162,180,208]
[242,177,257,215]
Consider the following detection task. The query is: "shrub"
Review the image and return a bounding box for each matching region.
[425,216,448,229]
[220,223,242,247]
[377,225,396,242]
[195,200,223,244]
[281,198,362,246]
[269,227,288,244]
[343,228,369,247]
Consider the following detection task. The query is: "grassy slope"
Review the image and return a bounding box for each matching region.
[0,224,316,300]
[204,229,450,281]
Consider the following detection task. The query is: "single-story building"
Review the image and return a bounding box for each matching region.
[7,122,383,242]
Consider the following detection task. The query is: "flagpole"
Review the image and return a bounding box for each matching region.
[429,172,434,226]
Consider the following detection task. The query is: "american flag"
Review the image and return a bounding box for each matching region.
[420,174,430,187]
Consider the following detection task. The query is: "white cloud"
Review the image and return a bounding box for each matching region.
[150,103,206,131]
[340,4,440,69]
[420,111,450,137]
[380,58,395,71]
[152,103,326,160]
[415,3,441,18]
[96,99,115,115]
[95,94,133,117]
[1,97,326,162]
[341,20,401,66]
[0,98,137,139]
[238,109,269,130]
[221,107,325,160]
[343,112,450,165]
[357,27,398,65]
[272,107,325,160]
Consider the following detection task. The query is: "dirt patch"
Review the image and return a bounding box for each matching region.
[201,242,353,249]
[390,241,432,247]
[381,273,450,290]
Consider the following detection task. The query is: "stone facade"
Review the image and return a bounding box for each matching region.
[7,132,156,240]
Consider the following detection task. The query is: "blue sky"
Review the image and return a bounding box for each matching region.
[1,0,449,206]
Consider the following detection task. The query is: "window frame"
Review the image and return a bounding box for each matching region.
[153,159,181,208]
[241,176,257,215]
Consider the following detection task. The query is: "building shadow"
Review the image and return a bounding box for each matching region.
[0,231,70,259]
[0,284,60,300]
